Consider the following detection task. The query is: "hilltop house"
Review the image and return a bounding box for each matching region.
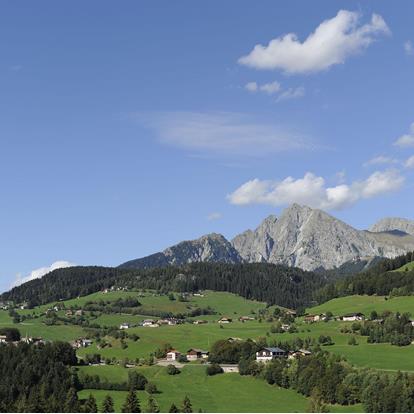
[218,317,232,324]
[166,350,181,361]
[341,313,365,322]
[186,348,209,361]
[256,347,286,362]
[120,323,130,330]
[142,319,155,327]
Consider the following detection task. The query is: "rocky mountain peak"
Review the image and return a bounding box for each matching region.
[370,217,414,236]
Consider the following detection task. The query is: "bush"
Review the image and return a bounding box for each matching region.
[206,363,223,376]
[167,364,181,375]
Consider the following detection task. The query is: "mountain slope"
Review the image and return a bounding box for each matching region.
[232,204,414,271]
[370,217,414,235]
[119,204,414,272]
[120,233,243,269]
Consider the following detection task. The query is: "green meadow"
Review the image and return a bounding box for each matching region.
[77,364,309,413]
[308,295,414,317]
[393,261,414,272]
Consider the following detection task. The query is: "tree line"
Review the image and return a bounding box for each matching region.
[2,262,326,310]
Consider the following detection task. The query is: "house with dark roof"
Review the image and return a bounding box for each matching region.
[256,347,286,362]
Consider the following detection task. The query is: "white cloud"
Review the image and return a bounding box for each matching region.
[260,81,281,95]
[394,123,414,147]
[238,10,390,74]
[227,170,404,211]
[404,41,414,56]
[134,112,313,156]
[363,155,399,167]
[276,87,305,102]
[405,155,414,169]
[207,212,222,221]
[245,81,281,95]
[14,261,75,287]
[245,82,258,92]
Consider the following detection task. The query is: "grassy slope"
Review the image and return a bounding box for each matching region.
[77,365,308,413]
[393,261,414,272]
[308,295,414,317]
[77,364,364,413]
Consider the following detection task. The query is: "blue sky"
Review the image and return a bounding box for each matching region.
[1,0,414,291]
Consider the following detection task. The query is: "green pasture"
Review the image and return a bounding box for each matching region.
[78,364,308,412]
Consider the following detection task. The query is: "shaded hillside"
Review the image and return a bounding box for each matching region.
[1,263,326,310]
[316,251,414,303]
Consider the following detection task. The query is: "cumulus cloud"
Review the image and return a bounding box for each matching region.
[276,87,305,102]
[238,10,390,74]
[404,41,414,56]
[227,170,404,211]
[405,155,414,169]
[363,155,399,167]
[14,261,75,287]
[134,112,313,157]
[207,212,222,221]
[394,123,414,147]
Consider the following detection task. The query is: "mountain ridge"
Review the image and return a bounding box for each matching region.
[119,204,414,272]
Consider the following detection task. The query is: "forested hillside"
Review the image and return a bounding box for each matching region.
[317,251,414,303]
[1,263,326,310]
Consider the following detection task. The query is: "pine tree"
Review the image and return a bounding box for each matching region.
[122,389,141,413]
[102,395,115,413]
[146,396,160,413]
[84,394,98,413]
[182,396,193,413]
[63,388,80,413]
[169,403,179,413]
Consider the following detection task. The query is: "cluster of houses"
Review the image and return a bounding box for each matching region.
[71,338,93,349]
[255,347,312,362]
[304,312,366,323]
[0,335,45,346]
[119,318,184,330]
[166,348,209,362]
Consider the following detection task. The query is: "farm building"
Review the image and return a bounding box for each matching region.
[166,350,181,361]
[120,323,130,330]
[186,348,209,361]
[256,347,286,362]
[218,317,232,324]
[288,349,312,359]
[239,316,255,322]
[304,314,326,323]
[341,313,365,322]
[193,320,208,325]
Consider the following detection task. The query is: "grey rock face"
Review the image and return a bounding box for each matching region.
[120,233,243,269]
[120,204,414,272]
[231,204,414,271]
[369,218,414,236]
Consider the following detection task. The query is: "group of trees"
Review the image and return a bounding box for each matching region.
[0,341,78,412]
[2,262,326,310]
[239,349,414,413]
[317,252,414,303]
[356,312,414,346]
